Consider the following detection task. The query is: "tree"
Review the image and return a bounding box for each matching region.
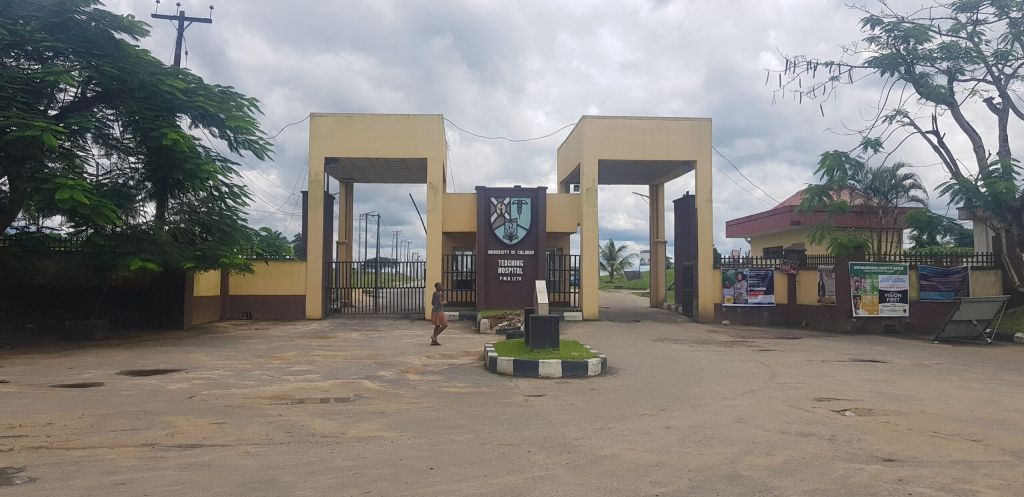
[773,0,1024,288]
[905,209,974,249]
[249,227,293,259]
[800,155,928,256]
[0,0,270,273]
[290,233,306,260]
[599,239,637,283]
[361,257,399,271]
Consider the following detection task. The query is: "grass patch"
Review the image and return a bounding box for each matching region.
[493,339,596,360]
[598,268,675,291]
[995,305,1024,336]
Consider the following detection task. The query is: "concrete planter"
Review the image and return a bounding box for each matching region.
[483,343,607,378]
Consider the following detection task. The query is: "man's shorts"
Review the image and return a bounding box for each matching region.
[431,311,448,326]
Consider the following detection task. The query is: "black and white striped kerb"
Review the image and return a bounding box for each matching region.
[483,343,607,378]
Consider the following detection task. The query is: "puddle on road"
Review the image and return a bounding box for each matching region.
[814,397,857,402]
[116,368,186,377]
[522,394,546,398]
[0,467,36,487]
[50,382,105,388]
[830,358,888,364]
[831,407,878,417]
[770,336,803,340]
[276,395,361,405]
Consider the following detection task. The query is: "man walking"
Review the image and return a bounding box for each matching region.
[430,282,447,346]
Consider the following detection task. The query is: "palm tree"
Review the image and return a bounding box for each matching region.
[599,239,638,283]
[801,151,928,256]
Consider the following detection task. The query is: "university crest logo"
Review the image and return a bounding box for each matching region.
[490,196,532,246]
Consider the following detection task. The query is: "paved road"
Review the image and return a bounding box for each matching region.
[3,292,1024,496]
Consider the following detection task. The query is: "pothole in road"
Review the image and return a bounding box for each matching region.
[831,407,878,417]
[523,394,546,398]
[116,368,186,377]
[277,395,361,405]
[770,336,803,340]
[831,358,888,364]
[814,397,857,402]
[756,348,778,352]
[50,382,105,388]
[0,467,37,486]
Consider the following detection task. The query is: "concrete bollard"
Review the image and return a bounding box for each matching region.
[479,318,491,335]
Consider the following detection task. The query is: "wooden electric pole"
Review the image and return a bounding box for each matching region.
[151,2,214,68]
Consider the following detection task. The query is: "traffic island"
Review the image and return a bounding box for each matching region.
[483,339,607,378]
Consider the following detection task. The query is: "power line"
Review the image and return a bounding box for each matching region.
[198,128,298,209]
[712,145,781,205]
[713,164,774,209]
[443,118,575,143]
[267,115,310,140]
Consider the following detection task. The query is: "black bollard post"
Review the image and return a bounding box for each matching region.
[528,314,560,351]
[523,307,535,345]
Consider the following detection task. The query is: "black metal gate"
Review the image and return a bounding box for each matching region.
[327,261,425,316]
[676,262,695,317]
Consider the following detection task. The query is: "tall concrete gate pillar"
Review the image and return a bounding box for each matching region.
[695,138,715,322]
[649,183,667,307]
[580,157,600,320]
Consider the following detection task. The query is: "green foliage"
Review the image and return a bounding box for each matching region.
[492,339,596,360]
[905,245,975,256]
[800,153,928,256]
[713,246,722,266]
[247,227,294,259]
[0,0,271,273]
[598,239,637,283]
[361,257,400,271]
[290,233,306,260]
[905,209,973,249]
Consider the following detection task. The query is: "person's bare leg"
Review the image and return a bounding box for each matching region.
[431,325,442,345]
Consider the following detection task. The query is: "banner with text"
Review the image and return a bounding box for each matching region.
[817,265,836,305]
[849,262,909,317]
[722,268,775,306]
[918,265,970,301]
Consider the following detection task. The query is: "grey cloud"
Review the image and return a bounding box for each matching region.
[105,0,997,256]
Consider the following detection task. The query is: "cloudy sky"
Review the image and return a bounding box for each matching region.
[107,0,1019,259]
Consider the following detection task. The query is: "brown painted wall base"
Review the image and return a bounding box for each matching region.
[227,295,305,320]
[714,301,959,336]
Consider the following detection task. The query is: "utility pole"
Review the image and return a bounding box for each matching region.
[374,213,381,314]
[151,2,214,68]
[356,214,363,262]
[391,230,401,260]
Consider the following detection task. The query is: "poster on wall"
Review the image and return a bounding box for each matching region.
[722,268,775,306]
[849,262,909,317]
[918,265,970,301]
[817,265,836,305]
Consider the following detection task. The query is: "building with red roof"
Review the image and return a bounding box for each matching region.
[725,189,917,256]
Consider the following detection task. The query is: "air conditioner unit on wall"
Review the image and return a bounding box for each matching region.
[570,184,581,193]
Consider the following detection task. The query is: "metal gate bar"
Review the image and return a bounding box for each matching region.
[327,261,426,315]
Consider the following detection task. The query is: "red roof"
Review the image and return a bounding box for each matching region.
[726,188,916,239]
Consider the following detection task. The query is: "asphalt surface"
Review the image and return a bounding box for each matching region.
[2,291,1024,496]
